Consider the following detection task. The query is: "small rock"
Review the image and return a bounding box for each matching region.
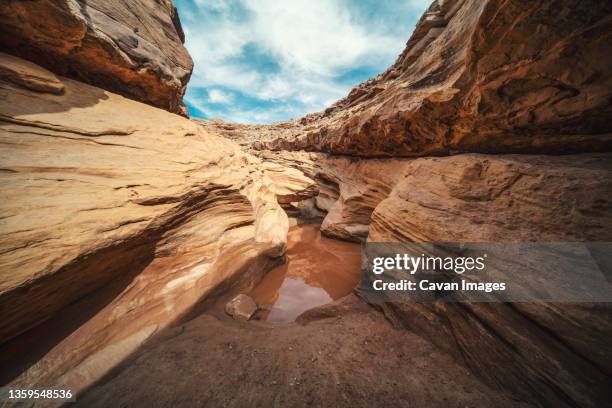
[225,294,258,321]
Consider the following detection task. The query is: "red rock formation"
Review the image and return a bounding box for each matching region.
[247,0,612,156]
[2,0,612,406]
[368,154,612,407]
[0,0,193,115]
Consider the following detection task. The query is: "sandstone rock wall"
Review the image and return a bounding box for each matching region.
[246,0,612,157]
[2,0,612,405]
[0,53,316,393]
[368,154,612,407]
[247,149,612,407]
[0,0,193,115]
[194,5,612,405]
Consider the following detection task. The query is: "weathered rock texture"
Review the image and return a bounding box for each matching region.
[225,294,258,321]
[368,154,612,407]
[230,0,612,156]
[2,0,612,406]
[369,154,612,242]
[232,148,612,407]
[252,150,410,242]
[0,53,316,394]
[0,0,193,115]
[195,4,612,407]
[220,136,611,407]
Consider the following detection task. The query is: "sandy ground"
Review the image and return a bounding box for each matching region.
[78,295,533,407]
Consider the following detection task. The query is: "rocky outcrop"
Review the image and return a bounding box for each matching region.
[0,0,193,115]
[369,153,612,242]
[367,154,612,407]
[0,53,316,393]
[2,0,612,406]
[232,149,612,407]
[239,0,612,156]
[196,6,612,406]
[252,150,408,242]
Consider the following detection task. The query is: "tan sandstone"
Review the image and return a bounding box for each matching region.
[0,53,316,395]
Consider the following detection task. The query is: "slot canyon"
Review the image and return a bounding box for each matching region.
[1,0,611,407]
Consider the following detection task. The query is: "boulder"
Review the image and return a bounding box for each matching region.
[0,0,193,115]
[225,294,258,321]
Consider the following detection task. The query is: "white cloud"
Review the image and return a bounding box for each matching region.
[242,0,395,76]
[208,89,233,104]
[178,0,429,123]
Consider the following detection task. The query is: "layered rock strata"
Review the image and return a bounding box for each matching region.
[0,53,316,394]
[368,153,612,408]
[225,0,612,156]
[0,0,193,115]
[2,0,612,406]
[222,147,612,407]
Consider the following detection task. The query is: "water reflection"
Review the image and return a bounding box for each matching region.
[250,224,361,322]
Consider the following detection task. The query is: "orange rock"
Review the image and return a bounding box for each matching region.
[216,0,612,157]
[0,0,193,115]
[225,294,258,321]
[0,54,317,394]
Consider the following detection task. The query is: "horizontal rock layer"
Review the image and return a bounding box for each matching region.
[366,153,612,407]
[0,54,316,394]
[228,146,612,408]
[198,3,612,404]
[0,0,193,115]
[223,0,612,157]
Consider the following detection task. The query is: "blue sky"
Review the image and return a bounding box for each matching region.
[175,0,431,123]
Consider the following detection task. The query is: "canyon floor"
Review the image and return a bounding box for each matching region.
[78,295,529,408]
[76,225,529,407]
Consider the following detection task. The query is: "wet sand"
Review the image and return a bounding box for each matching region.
[250,224,361,322]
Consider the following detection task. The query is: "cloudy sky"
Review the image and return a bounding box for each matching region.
[174,0,431,123]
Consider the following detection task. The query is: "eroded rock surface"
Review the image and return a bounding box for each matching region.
[369,153,612,242]
[0,54,316,394]
[204,114,612,408]
[368,154,612,407]
[2,0,612,407]
[0,0,193,115]
[210,0,612,156]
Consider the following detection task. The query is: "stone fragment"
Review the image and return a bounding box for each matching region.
[225,294,258,321]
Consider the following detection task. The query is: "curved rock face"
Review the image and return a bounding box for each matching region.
[252,0,612,156]
[0,0,193,116]
[193,4,612,405]
[2,0,612,406]
[367,154,612,408]
[247,149,612,407]
[369,154,612,242]
[0,53,316,393]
